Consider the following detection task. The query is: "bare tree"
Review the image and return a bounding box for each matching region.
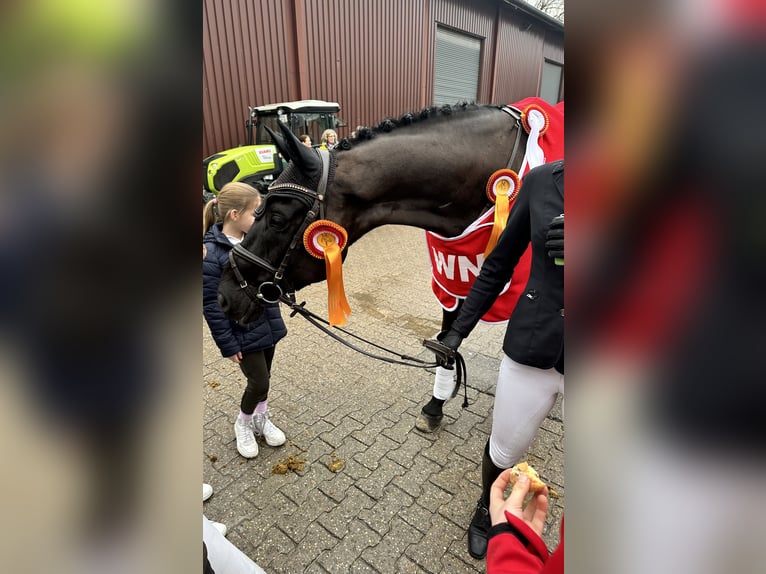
[527,0,564,23]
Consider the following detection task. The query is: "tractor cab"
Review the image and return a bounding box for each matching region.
[203,100,342,200]
[248,99,342,147]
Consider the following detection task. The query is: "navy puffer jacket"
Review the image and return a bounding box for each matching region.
[203,224,286,357]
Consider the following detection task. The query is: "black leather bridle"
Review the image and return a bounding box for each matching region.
[227,148,331,305]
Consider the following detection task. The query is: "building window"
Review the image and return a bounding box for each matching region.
[540,60,563,104]
[434,26,482,106]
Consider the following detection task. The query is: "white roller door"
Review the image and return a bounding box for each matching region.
[434,26,481,106]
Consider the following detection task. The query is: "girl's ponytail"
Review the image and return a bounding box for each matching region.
[202,197,218,237]
[202,182,260,237]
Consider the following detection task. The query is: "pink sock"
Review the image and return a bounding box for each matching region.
[239,410,253,421]
[254,400,268,415]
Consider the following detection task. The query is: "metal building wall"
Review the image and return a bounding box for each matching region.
[202,0,563,158]
[203,0,296,157]
[298,0,427,139]
[493,6,547,105]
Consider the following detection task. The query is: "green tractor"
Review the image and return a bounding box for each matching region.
[203,100,342,202]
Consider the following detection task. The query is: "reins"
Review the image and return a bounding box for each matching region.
[280,293,470,408]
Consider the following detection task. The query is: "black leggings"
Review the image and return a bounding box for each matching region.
[238,346,276,414]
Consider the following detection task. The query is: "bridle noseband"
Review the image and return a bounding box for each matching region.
[228,148,331,305]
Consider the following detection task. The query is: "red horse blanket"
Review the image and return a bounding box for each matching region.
[425,97,564,323]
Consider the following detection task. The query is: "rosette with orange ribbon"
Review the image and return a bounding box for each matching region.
[521,103,550,136]
[303,220,352,326]
[483,169,520,257]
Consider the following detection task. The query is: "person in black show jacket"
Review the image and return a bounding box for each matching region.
[437,160,564,560]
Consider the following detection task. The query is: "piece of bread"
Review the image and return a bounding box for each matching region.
[508,462,547,494]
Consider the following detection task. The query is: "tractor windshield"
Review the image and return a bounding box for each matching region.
[255,111,340,146]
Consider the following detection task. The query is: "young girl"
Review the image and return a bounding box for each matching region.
[202,182,287,458]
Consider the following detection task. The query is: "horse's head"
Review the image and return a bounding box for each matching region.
[217,123,332,324]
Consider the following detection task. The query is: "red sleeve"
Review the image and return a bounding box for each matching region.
[487,514,564,574]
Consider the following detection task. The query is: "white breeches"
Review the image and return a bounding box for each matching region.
[488,354,564,468]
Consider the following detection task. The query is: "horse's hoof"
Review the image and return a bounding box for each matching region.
[415,410,443,433]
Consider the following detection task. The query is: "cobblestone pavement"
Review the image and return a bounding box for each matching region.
[203,225,564,573]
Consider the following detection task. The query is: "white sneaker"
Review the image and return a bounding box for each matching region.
[234,416,259,458]
[203,483,213,502]
[211,521,227,537]
[253,412,286,447]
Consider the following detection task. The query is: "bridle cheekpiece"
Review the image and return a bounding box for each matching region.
[228,148,332,305]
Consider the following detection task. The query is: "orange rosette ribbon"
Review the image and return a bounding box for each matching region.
[484,169,520,257]
[303,220,351,326]
[521,103,550,136]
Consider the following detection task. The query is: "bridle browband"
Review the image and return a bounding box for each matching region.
[228,148,331,305]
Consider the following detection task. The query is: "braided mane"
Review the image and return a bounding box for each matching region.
[336,101,481,151]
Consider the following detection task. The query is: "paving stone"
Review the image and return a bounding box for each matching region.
[316,519,381,573]
[358,484,414,536]
[428,454,475,495]
[350,559,380,574]
[355,458,407,500]
[319,470,358,504]
[320,416,366,448]
[361,516,422,573]
[352,434,400,470]
[385,432,433,468]
[398,501,437,535]
[442,549,484,574]
[441,408,485,442]
[350,413,397,446]
[204,225,564,574]
[396,556,431,574]
[414,480,453,514]
[438,482,481,529]
[278,487,336,543]
[317,486,377,539]
[391,456,440,498]
[381,414,421,444]
[268,522,338,573]
[251,526,296,569]
[405,514,465,574]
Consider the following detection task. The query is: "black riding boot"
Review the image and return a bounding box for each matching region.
[467,440,504,559]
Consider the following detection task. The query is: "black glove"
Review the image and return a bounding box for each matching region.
[437,328,464,352]
[546,214,564,261]
[423,328,464,367]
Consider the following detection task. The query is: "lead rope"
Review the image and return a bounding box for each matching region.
[282,295,469,407]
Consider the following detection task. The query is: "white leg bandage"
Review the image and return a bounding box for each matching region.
[432,366,456,401]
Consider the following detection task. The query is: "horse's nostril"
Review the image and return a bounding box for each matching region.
[217,292,229,312]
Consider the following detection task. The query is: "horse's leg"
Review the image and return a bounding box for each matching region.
[414,301,463,433]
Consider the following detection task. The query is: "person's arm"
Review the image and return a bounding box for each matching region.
[202,251,242,359]
[486,470,552,573]
[450,172,534,338]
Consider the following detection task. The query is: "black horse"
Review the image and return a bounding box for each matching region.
[217,103,528,430]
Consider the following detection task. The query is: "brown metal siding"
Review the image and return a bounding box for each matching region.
[493,7,546,104]
[202,0,563,158]
[203,0,294,157]
[543,34,564,65]
[299,0,427,139]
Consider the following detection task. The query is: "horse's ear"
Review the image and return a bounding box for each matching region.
[264,125,291,162]
[276,121,322,181]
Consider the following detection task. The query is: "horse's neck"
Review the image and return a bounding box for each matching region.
[329,110,524,242]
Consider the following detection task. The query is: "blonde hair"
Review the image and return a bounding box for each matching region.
[321,129,337,143]
[203,182,261,237]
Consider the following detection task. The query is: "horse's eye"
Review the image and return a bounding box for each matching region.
[269,212,289,231]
